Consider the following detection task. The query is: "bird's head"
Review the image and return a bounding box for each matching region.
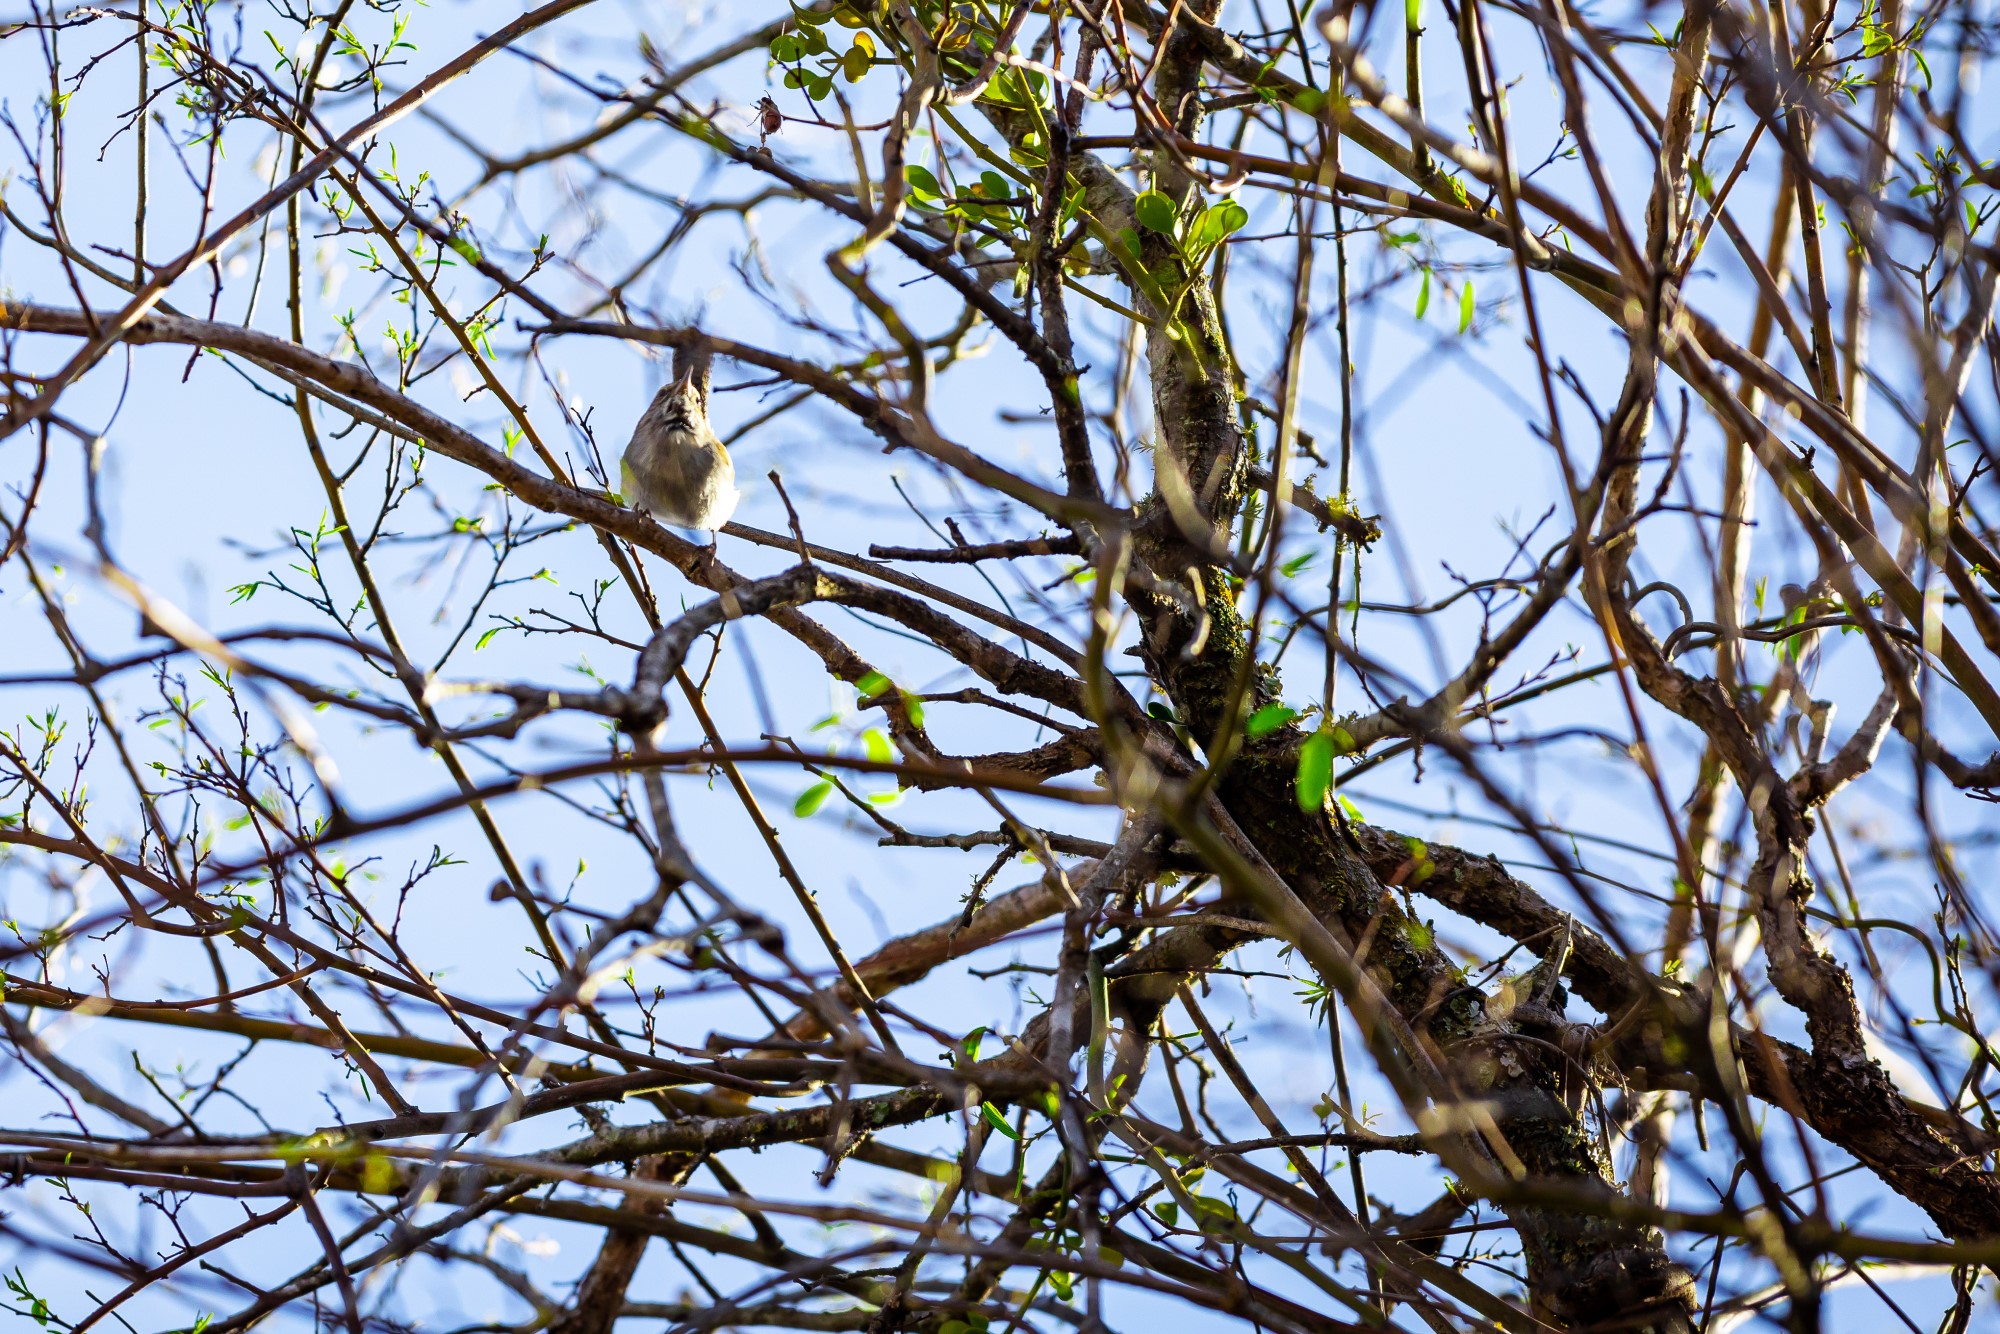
[651,362,709,432]
[673,363,706,411]
[660,338,714,425]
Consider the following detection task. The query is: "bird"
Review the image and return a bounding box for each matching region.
[755,95,783,147]
[620,338,738,537]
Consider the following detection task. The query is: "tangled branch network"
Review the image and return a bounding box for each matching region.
[3,1,2000,1331]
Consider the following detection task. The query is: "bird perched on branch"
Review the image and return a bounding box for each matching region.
[620,338,738,535]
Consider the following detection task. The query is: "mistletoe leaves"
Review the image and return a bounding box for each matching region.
[981,66,1054,111]
[1134,189,1178,235]
[1133,189,1250,269]
[776,4,1050,105]
[1189,199,1251,253]
[902,161,1070,249]
[771,10,876,99]
[1091,188,1251,347]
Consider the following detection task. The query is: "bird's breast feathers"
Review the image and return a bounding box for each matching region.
[621,425,738,530]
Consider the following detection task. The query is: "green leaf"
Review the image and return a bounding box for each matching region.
[1295,730,1334,812]
[1415,265,1431,318]
[1246,703,1299,738]
[1280,548,1317,577]
[905,164,942,199]
[863,728,894,763]
[1457,279,1476,334]
[901,688,927,728]
[983,67,1019,105]
[980,1101,1020,1138]
[794,781,834,817]
[962,1026,986,1060]
[1148,700,1179,724]
[1152,1200,1180,1226]
[1192,1195,1240,1227]
[1134,189,1178,234]
[1190,199,1249,251]
[1292,87,1326,116]
[475,627,502,651]
[856,669,892,699]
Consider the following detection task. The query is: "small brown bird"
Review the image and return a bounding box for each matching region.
[620,340,738,535]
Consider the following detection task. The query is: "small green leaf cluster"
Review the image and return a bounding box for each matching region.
[1093,187,1249,342]
[903,161,1087,260]
[4,1266,56,1328]
[1125,188,1248,272]
[905,165,1020,223]
[1398,835,1437,886]
[1149,1164,1241,1232]
[1293,720,1358,812]
[771,8,877,99]
[1021,1222,1124,1303]
[794,670,921,815]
